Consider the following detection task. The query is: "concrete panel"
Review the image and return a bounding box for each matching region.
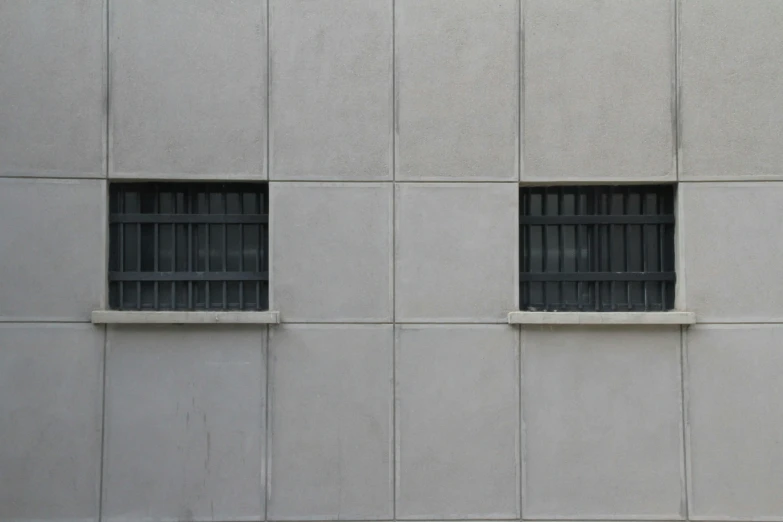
[680,0,783,180]
[0,0,105,179]
[270,0,392,180]
[0,179,105,321]
[102,326,265,522]
[686,325,783,518]
[395,0,518,181]
[271,183,392,322]
[395,183,517,322]
[110,0,266,178]
[522,327,683,519]
[267,325,393,520]
[396,325,519,519]
[0,324,103,522]
[680,183,783,322]
[524,0,674,182]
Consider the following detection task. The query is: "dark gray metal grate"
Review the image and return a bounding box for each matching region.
[109,182,268,311]
[520,185,676,312]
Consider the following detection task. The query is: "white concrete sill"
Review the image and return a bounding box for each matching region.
[508,311,696,325]
[91,310,280,325]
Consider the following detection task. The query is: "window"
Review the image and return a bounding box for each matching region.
[520,185,675,312]
[109,182,268,311]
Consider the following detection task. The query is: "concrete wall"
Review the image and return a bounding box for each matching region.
[1,1,783,521]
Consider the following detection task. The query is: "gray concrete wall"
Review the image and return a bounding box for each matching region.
[1,1,782,521]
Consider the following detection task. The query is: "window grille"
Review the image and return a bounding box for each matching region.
[520,185,675,312]
[109,182,268,311]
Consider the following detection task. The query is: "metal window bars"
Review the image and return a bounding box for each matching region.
[109,182,268,311]
[520,185,676,312]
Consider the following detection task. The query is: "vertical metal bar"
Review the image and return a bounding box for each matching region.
[171,221,176,310]
[118,190,124,308]
[188,186,193,310]
[205,191,211,309]
[575,188,582,310]
[624,187,631,309]
[593,188,601,310]
[257,211,263,309]
[541,188,548,309]
[136,221,141,310]
[642,191,648,310]
[659,190,667,309]
[526,190,532,309]
[527,190,532,309]
[170,189,176,310]
[223,189,228,310]
[523,189,528,309]
[557,188,564,308]
[239,191,244,310]
[523,190,528,309]
[153,186,159,309]
[521,189,526,308]
[608,187,615,310]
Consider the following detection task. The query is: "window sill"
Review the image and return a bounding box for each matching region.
[91,310,280,325]
[507,311,695,325]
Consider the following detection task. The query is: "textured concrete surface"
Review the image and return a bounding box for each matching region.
[396,0,518,181]
[0,324,103,522]
[91,310,280,324]
[680,0,783,180]
[509,311,696,325]
[110,0,266,178]
[270,0,392,181]
[522,327,684,519]
[0,0,105,179]
[268,325,393,520]
[524,0,674,182]
[2,1,783,520]
[395,183,517,322]
[686,325,783,518]
[271,183,393,322]
[0,179,106,321]
[102,326,265,522]
[396,325,519,519]
[680,182,783,322]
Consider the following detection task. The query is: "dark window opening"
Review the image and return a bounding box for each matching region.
[520,185,675,312]
[109,182,268,311]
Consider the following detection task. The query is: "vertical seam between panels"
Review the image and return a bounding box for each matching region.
[680,325,691,519]
[519,0,525,182]
[265,0,272,519]
[99,325,108,521]
[674,0,681,180]
[264,324,271,521]
[100,0,110,517]
[391,2,398,518]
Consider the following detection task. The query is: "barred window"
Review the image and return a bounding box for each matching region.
[520,185,675,312]
[109,182,268,311]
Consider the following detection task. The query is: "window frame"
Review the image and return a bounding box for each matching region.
[513,183,693,324]
[103,181,272,316]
